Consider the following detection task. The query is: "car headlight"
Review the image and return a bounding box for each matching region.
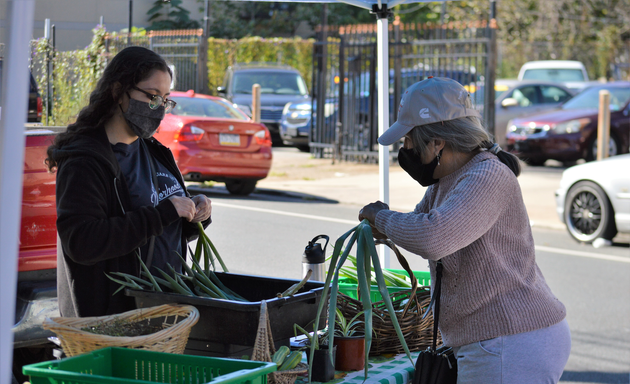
[507,119,516,132]
[552,118,590,134]
[283,102,312,115]
[235,104,252,117]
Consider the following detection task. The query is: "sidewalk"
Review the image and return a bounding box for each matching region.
[253,148,565,230]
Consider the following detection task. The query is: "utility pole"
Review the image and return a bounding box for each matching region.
[128,0,133,46]
[204,0,210,35]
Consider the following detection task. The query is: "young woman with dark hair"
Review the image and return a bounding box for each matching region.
[47,46,212,317]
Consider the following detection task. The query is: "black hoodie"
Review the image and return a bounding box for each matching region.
[53,125,208,317]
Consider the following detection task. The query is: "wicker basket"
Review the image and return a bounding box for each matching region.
[43,304,199,357]
[337,240,441,356]
[251,300,308,384]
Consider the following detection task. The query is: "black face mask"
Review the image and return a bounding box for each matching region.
[397,147,442,187]
[120,96,165,139]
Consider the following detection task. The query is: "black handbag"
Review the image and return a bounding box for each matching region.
[412,260,458,384]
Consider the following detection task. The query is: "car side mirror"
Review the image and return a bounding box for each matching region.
[501,98,519,108]
[217,86,226,95]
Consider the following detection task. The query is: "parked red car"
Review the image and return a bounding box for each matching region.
[506,82,630,166]
[153,90,273,196]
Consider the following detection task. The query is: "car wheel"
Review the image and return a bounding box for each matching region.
[586,134,619,162]
[225,179,257,196]
[524,158,546,166]
[564,181,617,243]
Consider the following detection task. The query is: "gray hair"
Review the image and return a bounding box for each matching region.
[408,116,491,156]
[408,116,521,177]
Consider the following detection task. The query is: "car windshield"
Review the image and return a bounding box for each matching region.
[561,87,630,111]
[522,68,585,82]
[170,97,249,120]
[232,71,308,95]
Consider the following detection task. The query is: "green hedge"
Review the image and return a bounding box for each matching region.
[32,26,108,126]
[207,36,314,95]
[33,29,315,126]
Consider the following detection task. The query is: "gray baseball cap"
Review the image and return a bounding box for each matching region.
[378,77,482,146]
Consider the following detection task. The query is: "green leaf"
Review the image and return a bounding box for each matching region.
[355,226,373,378]
[364,229,414,365]
[137,254,162,292]
[308,224,357,383]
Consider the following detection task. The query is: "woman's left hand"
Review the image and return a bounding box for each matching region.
[191,195,212,223]
[359,201,389,225]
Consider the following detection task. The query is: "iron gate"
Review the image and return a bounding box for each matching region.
[311,20,496,161]
[106,29,206,93]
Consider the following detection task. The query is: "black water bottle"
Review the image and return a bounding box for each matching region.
[302,235,329,282]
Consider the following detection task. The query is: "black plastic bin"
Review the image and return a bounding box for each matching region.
[126,272,327,358]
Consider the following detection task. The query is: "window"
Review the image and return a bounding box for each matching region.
[171,97,248,120]
[522,68,585,82]
[562,87,630,111]
[540,86,572,103]
[232,72,308,95]
[510,86,539,107]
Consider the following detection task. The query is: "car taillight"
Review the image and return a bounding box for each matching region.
[254,129,272,146]
[37,96,42,118]
[174,125,204,142]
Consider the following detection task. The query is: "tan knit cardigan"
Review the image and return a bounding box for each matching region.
[375,151,566,347]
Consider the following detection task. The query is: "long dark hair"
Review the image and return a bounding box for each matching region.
[45,46,172,171]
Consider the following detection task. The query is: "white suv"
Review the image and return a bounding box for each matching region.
[517,60,594,92]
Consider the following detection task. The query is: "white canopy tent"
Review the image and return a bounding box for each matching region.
[0,0,466,381]
[234,0,454,268]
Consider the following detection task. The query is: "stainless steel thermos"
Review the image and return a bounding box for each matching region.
[302,235,329,282]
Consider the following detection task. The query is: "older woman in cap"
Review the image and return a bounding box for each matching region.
[359,77,570,383]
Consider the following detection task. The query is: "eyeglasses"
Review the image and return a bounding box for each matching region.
[132,86,177,113]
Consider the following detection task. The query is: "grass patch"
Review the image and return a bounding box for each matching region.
[299,164,316,168]
[302,177,315,181]
[269,171,288,177]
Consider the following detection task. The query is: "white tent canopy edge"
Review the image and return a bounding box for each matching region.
[1,1,36,383]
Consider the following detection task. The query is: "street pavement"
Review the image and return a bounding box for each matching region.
[254,148,566,231]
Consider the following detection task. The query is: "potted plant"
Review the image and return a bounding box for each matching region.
[307,220,414,381]
[293,323,336,382]
[333,308,366,371]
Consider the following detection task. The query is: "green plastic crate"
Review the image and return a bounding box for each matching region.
[337,269,431,303]
[23,347,277,384]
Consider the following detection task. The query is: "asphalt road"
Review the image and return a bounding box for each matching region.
[193,188,630,384]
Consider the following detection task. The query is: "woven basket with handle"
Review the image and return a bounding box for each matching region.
[337,239,440,356]
[43,303,199,357]
[251,300,308,384]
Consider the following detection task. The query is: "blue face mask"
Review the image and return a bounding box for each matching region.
[397,147,442,187]
[120,96,165,139]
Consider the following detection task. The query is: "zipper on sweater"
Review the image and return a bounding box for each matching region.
[114,177,143,276]
[113,177,126,214]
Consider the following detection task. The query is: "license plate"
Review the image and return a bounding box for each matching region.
[287,127,297,137]
[219,133,240,146]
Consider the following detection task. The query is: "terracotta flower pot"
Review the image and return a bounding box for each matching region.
[312,344,336,382]
[333,336,365,371]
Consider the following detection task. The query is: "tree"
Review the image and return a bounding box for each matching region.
[148,0,201,30]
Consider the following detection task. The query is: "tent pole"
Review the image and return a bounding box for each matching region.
[374,5,391,269]
[0,1,35,382]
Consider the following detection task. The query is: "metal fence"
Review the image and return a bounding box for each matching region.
[106,29,207,93]
[310,20,496,161]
